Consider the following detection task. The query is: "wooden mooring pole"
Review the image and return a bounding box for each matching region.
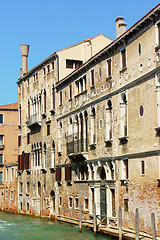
[135,208,139,240]
[93,203,97,235]
[79,202,82,232]
[118,206,122,240]
[151,213,156,240]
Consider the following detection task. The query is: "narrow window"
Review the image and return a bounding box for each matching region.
[0,171,3,184]
[19,104,22,125]
[59,196,62,206]
[91,69,95,86]
[99,68,101,78]
[11,168,14,181]
[47,65,50,73]
[47,125,50,136]
[75,198,79,208]
[138,43,141,55]
[121,49,126,69]
[52,62,54,70]
[0,114,3,124]
[56,168,61,182]
[0,154,3,165]
[65,166,72,181]
[60,91,62,105]
[6,189,7,199]
[69,84,72,99]
[44,90,46,113]
[18,135,21,147]
[27,132,30,145]
[52,86,55,110]
[141,161,145,175]
[158,22,160,45]
[124,199,128,212]
[43,68,46,75]
[69,197,73,208]
[84,198,88,210]
[107,59,112,77]
[11,191,13,200]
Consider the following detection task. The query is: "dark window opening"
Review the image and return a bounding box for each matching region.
[47,125,50,136]
[141,161,145,175]
[124,199,128,212]
[107,58,112,77]
[121,49,126,69]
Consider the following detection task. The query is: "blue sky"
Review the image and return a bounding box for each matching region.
[0,0,159,105]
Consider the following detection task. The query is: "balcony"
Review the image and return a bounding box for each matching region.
[27,113,41,129]
[66,134,88,161]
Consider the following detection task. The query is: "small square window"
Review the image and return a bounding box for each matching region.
[0,114,3,124]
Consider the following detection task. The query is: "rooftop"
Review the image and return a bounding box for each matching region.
[0,102,18,111]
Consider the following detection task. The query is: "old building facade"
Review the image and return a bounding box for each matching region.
[0,103,18,212]
[17,3,160,235]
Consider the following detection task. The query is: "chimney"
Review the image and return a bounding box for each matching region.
[20,44,29,75]
[115,17,127,38]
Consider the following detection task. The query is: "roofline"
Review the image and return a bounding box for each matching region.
[17,34,112,84]
[56,3,160,88]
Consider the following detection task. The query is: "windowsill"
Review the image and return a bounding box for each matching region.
[155,44,160,51]
[90,85,95,90]
[74,90,87,98]
[106,76,112,81]
[26,193,29,196]
[104,139,113,144]
[120,67,127,73]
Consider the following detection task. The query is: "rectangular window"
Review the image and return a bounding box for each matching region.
[18,135,21,147]
[27,182,30,193]
[121,49,126,69]
[52,62,54,70]
[59,196,62,206]
[75,60,83,69]
[84,198,89,210]
[52,87,55,109]
[124,199,128,212]
[0,114,3,124]
[36,73,38,80]
[27,132,30,145]
[0,171,3,184]
[141,161,145,175]
[66,60,74,69]
[47,65,50,73]
[20,182,23,193]
[0,154,3,164]
[0,135,3,146]
[69,197,73,208]
[6,168,8,181]
[69,84,72,99]
[125,160,128,179]
[6,190,7,199]
[75,198,79,209]
[11,168,14,181]
[158,22,160,45]
[43,68,46,75]
[66,60,83,69]
[99,68,101,78]
[91,69,95,86]
[60,91,62,106]
[11,190,13,200]
[47,125,50,136]
[107,58,112,77]
[44,90,47,113]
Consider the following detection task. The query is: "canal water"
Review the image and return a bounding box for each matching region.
[0,211,114,240]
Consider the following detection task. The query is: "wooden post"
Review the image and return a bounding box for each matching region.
[118,206,122,240]
[93,203,97,235]
[151,213,156,240]
[79,201,82,232]
[135,208,139,240]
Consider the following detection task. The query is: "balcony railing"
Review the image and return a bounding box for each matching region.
[66,134,88,155]
[27,113,41,128]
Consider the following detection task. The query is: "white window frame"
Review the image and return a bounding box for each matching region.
[0,114,4,125]
[155,20,160,47]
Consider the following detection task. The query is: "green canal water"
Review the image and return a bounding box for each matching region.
[0,211,115,240]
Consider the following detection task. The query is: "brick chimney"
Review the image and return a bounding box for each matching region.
[115,17,127,38]
[20,44,29,75]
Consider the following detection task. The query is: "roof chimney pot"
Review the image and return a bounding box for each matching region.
[20,44,29,75]
[115,17,127,38]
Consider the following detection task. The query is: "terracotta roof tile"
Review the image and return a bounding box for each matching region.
[0,102,18,110]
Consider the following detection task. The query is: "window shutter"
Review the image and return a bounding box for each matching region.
[107,59,111,76]
[18,155,20,170]
[158,23,160,45]
[70,84,72,99]
[141,161,145,175]
[53,87,55,109]
[56,168,61,181]
[122,49,126,68]
[60,91,62,105]
[65,166,71,181]
[91,69,94,86]
[21,154,25,171]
